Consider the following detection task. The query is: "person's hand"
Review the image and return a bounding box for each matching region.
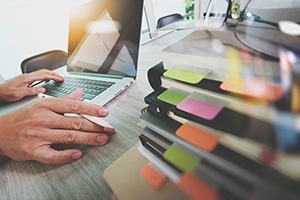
[0,90,115,164]
[0,69,63,102]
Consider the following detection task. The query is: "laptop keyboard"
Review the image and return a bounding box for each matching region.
[44,77,115,100]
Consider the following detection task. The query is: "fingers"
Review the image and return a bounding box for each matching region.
[23,87,46,97]
[27,69,64,83]
[41,113,115,134]
[32,146,83,164]
[39,97,109,117]
[62,89,84,101]
[0,69,64,102]
[43,129,110,146]
[28,96,115,164]
[29,124,112,164]
[27,82,83,100]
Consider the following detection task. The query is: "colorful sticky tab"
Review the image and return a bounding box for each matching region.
[140,163,166,189]
[178,173,218,200]
[176,92,226,120]
[163,67,207,84]
[188,92,227,107]
[177,97,223,120]
[157,88,189,106]
[163,145,199,173]
[176,123,219,152]
[220,78,285,101]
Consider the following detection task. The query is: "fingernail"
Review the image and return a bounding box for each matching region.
[97,135,109,144]
[98,108,108,116]
[71,152,82,160]
[104,126,115,133]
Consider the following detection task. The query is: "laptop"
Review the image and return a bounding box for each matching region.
[50,0,144,105]
[0,0,144,115]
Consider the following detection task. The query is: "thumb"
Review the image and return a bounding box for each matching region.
[32,146,83,164]
[63,89,83,101]
[26,87,46,96]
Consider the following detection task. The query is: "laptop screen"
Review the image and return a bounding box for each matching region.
[67,0,143,78]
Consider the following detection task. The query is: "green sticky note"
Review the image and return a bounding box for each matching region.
[163,145,199,173]
[157,88,188,106]
[164,67,206,84]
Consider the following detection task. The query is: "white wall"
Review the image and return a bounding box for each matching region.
[141,0,187,42]
[0,1,75,80]
[151,0,186,20]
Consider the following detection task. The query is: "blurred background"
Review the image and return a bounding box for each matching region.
[0,0,211,79]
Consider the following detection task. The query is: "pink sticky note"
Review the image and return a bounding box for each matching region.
[177,98,222,120]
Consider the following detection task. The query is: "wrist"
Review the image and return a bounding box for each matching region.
[0,84,7,101]
[0,116,9,164]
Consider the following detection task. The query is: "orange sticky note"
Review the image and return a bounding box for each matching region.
[220,78,285,101]
[176,123,219,152]
[140,163,166,189]
[178,173,218,200]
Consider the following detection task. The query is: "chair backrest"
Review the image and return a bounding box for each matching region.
[20,50,67,73]
[156,13,184,29]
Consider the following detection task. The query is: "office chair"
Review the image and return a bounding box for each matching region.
[156,13,184,29]
[20,50,67,74]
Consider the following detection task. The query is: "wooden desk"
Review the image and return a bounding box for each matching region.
[0,29,195,200]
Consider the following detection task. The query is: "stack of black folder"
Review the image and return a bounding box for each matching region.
[137,61,300,200]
